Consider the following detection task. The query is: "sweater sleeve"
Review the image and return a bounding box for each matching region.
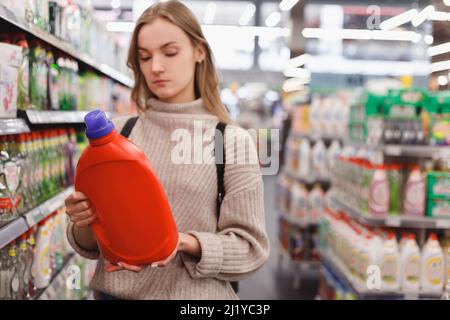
[66,222,100,260]
[180,125,270,281]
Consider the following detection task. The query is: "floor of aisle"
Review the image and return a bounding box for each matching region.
[238,174,319,300]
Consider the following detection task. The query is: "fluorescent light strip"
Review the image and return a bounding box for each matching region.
[203,2,217,25]
[428,42,450,57]
[279,0,300,12]
[411,5,435,27]
[283,67,311,79]
[286,53,310,68]
[239,4,256,26]
[302,28,421,42]
[379,8,418,30]
[429,10,449,21]
[431,60,450,73]
[265,12,281,27]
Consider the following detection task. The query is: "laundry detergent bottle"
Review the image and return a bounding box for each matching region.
[75,110,178,266]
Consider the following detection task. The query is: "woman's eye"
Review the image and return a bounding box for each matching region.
[166,52,177,57]
[140,56,151,61]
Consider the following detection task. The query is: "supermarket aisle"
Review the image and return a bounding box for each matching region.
[238,174,319,300]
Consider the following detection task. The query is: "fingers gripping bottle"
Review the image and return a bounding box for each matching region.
[75,110,178,266]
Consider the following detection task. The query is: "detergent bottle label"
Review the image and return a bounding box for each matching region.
[405,256,420,284]
[425,256,444,286]
[381,255,398,284]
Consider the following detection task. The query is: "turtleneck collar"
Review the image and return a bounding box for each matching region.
[146,97,210,115]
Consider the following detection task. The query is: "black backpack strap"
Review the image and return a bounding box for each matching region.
[120,116,139,138]
[215,122,226,218]
[214,122,239,294]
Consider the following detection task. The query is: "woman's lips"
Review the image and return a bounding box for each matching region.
[153,80,169,85]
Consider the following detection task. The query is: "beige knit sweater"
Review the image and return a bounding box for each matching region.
[66,98,270,300]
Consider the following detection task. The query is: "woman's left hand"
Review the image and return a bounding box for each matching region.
[105,232,200,273]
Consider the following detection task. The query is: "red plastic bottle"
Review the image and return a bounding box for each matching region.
[75,110,178,265]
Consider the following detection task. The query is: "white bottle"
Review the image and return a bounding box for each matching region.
[400,234,421,293]
[380,232,400,292]
[327,140,341,178]
[421,233,445,293]
[321,98,333,136]
[298,139,311,178]
[309,97,321,136]
[308,184,325,224]
[32,219,52,289]
[312,140,327,179]
[290,182,309,226]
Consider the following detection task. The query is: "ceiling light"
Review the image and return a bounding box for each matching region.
[302,28,421,42]
[239,4,256,26]
[379,9,418,30]
[279,0,300,12]
[438,75,448,86]
[203,2,217,25]
[110,0,121,9]
[428,42,450,56]
[411,5,435,27]
[431,60,450,73]
[424,35,434,45]
[265,12,281,27]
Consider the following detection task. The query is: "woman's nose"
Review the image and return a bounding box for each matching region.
[151,56,165,73]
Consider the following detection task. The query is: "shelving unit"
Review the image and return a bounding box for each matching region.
[0,186,74,250]
[291,132,345,143]
[34,253,75,300]
[0,5,133,88]
[318,249,443,300]
[332,196,450,229]
[283,168,331,187]
[0,119,30,135]
[349,143,450,159]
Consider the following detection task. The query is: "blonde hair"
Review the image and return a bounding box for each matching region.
[127,0,232,124]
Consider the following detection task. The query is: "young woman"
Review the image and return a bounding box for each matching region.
[64,0,269,300]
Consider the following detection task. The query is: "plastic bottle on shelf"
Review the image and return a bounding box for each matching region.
[387,164,402,216]
[421,233,445,293]
[14,34,31,110]
[442,231,450,288]
[32,219,52,289]
[403,165,425,217]
[368,165,390,216]
[25,228,37,299]
[327,140,341,178]
[400,234,421,293]
[75,110,179,265]
[309,97,321,136]
[298,139,311,178]
[380,232,400,291]
[312,140,327,179]
[17,233,28,300]
[290,182,309,225]
[308,184,325,224]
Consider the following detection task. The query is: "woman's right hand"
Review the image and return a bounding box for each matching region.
[64,191,97,228]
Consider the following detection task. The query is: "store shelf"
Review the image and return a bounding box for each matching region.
[24,186,74,227]
[318,249,443,300]
[0,5,133,88]
[283,168,331,186]
[0,118,30,135]
[0,186,73,250]
[291,132,345,143]
[279,208,318,228]
[35,253,75,300]
[18,110,113,125]
[332,196,450,229]
[0,217,29,251]
[350,143,450,159]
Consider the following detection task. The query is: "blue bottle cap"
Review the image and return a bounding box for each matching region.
[84,110,115,139]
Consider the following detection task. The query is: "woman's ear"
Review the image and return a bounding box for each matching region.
[194,44,206,63]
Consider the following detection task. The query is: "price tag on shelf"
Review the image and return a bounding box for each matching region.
[436,219,450,229]
[385,146,402,156]
[386,217,401,227]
